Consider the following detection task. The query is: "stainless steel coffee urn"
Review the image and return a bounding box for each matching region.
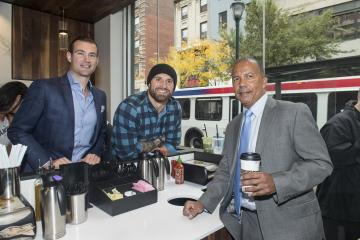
[41,174,66,240]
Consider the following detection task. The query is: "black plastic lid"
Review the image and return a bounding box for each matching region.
[240,152,261,161]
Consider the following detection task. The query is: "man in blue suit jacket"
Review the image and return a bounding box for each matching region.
[8,37,107,172]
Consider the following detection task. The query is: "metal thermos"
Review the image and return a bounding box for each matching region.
[66,192,88,224]
[0,167,20,200]
[152,151,170,191]
[41,174,67,240]
[139,152,159,185]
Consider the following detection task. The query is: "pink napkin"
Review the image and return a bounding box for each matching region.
[132,180,155,193]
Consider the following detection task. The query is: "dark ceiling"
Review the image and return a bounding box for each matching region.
[1,0,133,23]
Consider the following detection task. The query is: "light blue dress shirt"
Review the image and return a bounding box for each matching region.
[67,72,97,161]
[241,93,268,210]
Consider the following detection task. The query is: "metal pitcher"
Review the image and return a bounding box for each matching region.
[41,174,66,240]
[152,151,170,191]
[139,152,159,185]
[0,167,20,200]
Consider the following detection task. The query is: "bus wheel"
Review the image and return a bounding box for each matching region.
[187,132,203,149]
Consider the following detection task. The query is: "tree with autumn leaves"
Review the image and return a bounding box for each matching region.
[160,0,342,88]
[162,40,231,88]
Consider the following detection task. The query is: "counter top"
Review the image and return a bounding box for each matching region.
[22,178,223,240]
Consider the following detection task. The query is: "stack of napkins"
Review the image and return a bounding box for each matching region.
[132,180,155,193]
[0,144,27,169]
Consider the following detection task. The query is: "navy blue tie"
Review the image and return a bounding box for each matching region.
[233,109,253,218]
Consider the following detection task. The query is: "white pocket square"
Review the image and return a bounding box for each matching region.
[101,105,105,113]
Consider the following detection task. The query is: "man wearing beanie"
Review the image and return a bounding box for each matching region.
[111,63,181,160]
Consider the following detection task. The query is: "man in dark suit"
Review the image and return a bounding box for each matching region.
[8,37,107,172]
[183,58,333,240]
[316,89,360,240]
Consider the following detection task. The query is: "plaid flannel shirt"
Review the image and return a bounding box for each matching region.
[111,91,181,161]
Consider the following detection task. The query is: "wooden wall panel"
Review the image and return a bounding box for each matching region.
[12,5,94,80]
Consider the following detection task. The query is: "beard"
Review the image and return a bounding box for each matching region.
[148,87,172,103]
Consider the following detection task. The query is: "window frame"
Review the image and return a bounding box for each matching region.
[200,21,207,40]
[181,5,188,20]
[195,97,223,121]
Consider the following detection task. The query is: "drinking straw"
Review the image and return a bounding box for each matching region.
[216,124,219,138]
[204,124,208,137]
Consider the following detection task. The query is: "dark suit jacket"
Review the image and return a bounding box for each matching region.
[199,97,333,240]
[8,74,107,172]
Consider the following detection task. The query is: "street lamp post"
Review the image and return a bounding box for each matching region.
[231,0,245,60]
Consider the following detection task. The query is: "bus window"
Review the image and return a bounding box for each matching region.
[280,93,317,121]
[230,97,239,120]
[177,98,190,119]
[195,97,222,121]
[327,91,358,120]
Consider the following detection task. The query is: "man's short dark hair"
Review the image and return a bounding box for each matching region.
[0,81,28,112]
[68,37,98,54]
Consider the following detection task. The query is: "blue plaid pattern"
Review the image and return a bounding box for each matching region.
[111,91,182,161]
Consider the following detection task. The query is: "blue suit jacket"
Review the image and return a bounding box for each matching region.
[8,75,107,172]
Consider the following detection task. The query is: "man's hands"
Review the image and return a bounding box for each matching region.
[183,201,205,219]
[52,157,71,169]
[154,146,170,156]
[81,153,101,165]
[241,172,276,197]
[50,154,101,169]
[140,136,166,153]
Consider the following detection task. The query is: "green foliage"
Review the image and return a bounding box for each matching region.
[222,0,342,67]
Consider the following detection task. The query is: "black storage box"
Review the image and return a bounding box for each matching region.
[90,175,157,216]
[183,151,222,185]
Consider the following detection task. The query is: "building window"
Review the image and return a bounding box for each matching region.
[333,11,360,40]
[135,16,139,28]
[134,63,140,78]
[135,16,140,38]
[135,40,140,54]
[200,0,207,13]
[181,5,188,20]
[219,11,227,30]
[181,28,188,43]
[200,21,207,39]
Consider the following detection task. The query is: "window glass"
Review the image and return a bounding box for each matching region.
[333,11,360,40]
[177,98,190,119]
[195,97,222,120]
[327,91,358,120]
[181,5,188,20]
[219,11,227,30]
[231,97,239,119]
[200,21,207,39]
[134,40,140,54]
[280,93,318,121]
[181,28,188,42]
[200,0,207,13]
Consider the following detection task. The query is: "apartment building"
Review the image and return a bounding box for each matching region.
[174,0,249,49]
[134,0,174,91]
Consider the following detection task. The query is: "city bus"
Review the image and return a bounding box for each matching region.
[173,56,360,148]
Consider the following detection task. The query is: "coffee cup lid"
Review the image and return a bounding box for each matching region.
[240,152,261,161]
